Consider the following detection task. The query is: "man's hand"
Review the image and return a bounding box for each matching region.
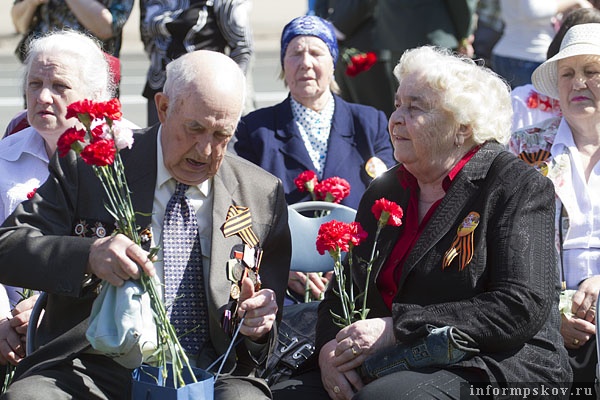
[87,234,156,286]
[237,278,277,341]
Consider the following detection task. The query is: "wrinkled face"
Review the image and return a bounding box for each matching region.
[388,72,458,175]
[26,54,86,143]
[557,54,600,122]
[283,35,334,104]
[157,88,240,185]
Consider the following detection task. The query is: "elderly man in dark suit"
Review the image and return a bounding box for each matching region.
[0,50,290,400]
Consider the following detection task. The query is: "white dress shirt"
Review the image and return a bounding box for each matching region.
[149,127,214,299]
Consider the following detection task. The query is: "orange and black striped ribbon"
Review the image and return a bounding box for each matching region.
[518,150,551,166]
[442,212,480,271]
[442,232,475,271]
[222,205,259,247]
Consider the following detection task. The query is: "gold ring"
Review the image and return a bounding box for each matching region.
[351,346,358,356]
[333,386,341,394]
[573,338,580,346]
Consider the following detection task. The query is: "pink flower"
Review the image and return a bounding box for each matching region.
[111,122,134,150]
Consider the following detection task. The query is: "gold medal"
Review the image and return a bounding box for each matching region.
[457,212,480,237]
[365,157,387,178]
[230,284,240,299]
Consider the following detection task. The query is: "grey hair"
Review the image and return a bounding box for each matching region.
[394,46,513,145]
[163,52,247,121]
[22,30,114,100]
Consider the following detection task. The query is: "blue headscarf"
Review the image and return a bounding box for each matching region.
[280,15,338,66]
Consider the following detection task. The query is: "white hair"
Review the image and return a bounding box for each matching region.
[394,46,513,145]
[163,50,247,120]
[22,30,114,100]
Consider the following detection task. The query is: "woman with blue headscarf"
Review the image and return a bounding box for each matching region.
[234,15,395,302]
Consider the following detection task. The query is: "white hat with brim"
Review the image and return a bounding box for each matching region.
[532,23,600,99]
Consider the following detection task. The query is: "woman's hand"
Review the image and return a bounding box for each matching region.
[561,313,595,349]
[571,276,600,323]
[10,294,39,340]
[333,317,394,372]
[0,315,25,366]
[287,271,330,300]
[319,339,364,400]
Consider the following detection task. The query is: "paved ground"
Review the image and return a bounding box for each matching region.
[0,1,308,128]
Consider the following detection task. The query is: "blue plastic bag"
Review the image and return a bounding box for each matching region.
[131,364,214,400]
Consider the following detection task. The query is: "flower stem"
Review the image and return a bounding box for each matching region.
[361,224,382,320]
[332,248,351,326]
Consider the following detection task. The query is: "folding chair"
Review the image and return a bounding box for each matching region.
[258,201,356,384]
[26,291,47,355]
[287,201,356,274]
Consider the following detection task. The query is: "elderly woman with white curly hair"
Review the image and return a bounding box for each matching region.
[271,45,571,400]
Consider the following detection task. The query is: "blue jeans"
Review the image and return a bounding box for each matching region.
[491,54,541,89]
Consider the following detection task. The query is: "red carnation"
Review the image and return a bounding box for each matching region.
[372,198,403,227]
[90,124,105,140]
[57,127,86,157]
[346,63,360,77]
[316,220,355,255]
[315,177,350,203]
[294,170,318,193]
[80,139,116,167]
[344,49,377,77]
[97,98,123,121]
[348,221,368,247]
[66,99,98,121]
[26,188,37,199]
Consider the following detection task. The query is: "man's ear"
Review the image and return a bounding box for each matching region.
[155,92,169,124]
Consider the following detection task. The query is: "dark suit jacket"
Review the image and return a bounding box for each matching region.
[0,125,291,382]
[234,95,396,209]
[316,142,571,383]
[316,0,396,117]
[375,0,477,51]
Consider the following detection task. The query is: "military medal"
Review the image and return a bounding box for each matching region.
[221,205,263,336]
[229,284,240,299]
[443,211,480,271]
[518,150,550,176]
[365,157,387,178]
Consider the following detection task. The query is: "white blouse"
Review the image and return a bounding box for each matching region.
[552,120,600,289]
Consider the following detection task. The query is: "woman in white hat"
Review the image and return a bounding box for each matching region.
[510,22,600,388]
